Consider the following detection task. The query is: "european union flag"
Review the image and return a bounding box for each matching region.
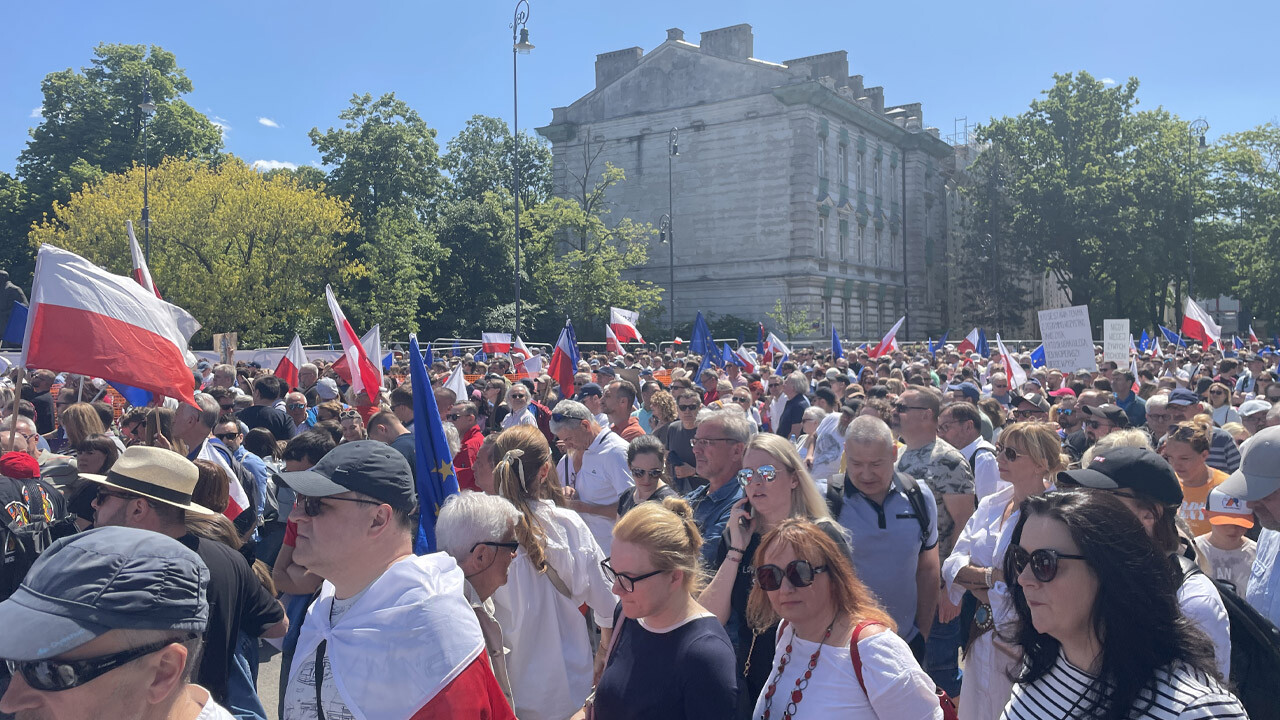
[408,334,460,555]
[108,382,153,408]
[832,327,845,359]
[451,340,461,357]
[475,349,488,363]
[1030,344,1046,369]
[691,311,718,364]
[1138,330,1151,354]
[3,301,27,345]
[723,342,744,368]
[1159,325,1187,347]
[423,343,434,367]
[937,330,949,349]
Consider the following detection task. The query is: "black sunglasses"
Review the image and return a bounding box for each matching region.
[993,444,1024,462]
[6,634,197,692]
[631,467,664,480]
[1082,419,1110,430]
[214,432,240,441]
[1005,544,1087,583]
[471,540,519,554]
[678,403,701,412]
[446,413,461,421]
[600,558,665,593]
[295,493,384,517]
[755,560,827,591]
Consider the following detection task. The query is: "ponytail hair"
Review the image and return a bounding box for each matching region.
[612,496,704,594]
[493,425,554,572]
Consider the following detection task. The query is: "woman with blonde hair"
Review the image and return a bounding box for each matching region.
[577,497,737,720]
[55,402,105,455]
[488,424,619,720]
[748,519,942,719]
[699,431,849,711]
[942,421,1065,719]
[1160,420,1226,537]
[1205,382,1239,427]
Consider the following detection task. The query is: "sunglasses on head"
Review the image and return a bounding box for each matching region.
[631,467,664,480]
[6,634,197,692]
[295,493,384,517]
[1005,544,1086,583]
[339,410,361,421]
[754,560,828,592]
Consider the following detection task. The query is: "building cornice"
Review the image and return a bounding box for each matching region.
[771,82,951,158]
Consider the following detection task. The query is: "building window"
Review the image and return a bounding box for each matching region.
[856,225,864,264]
[848,297,862,338]
[838,145,848,187]
[867,299,880,337]
[856,153,863,191]
[818,216,827,258]
[818,136,827,178]
[873,160,881,197]
[877,229,888,268]
[822,297,831,334]
[839,219,848,260]
[891,232,900,269]
[873,228,881,267]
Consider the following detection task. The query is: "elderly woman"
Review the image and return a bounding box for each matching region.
[941,422,1064,720]
[489,425,619,720]
[699,433,849,712]
[501,381,538,430]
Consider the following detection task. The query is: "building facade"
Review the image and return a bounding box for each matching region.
[537,24,954,342]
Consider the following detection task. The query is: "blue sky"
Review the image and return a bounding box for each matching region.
[2,0,1277,176]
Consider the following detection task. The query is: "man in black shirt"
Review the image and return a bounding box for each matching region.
[237,375,296,443]
[367,411,416,479]
[19,369,56,435]
[82,445,287,705]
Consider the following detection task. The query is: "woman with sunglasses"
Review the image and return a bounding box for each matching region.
[1000,490,1243,720]
[699,432,848,714]
[338,409,366,442]
[480,376,510,434]
[941,422,1064,720]
[501,382,539,430]
[1205,382,1240,427]
[617,435,678,517]
[579,498,737,720]
[488,425,618,720]
[1161,421,1227,537]
[746,519,942,719]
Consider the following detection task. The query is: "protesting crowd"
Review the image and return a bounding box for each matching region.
[6,312,1280,720]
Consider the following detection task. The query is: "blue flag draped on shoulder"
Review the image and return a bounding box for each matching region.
[832,327,844,360]
[408,333,459,555]
[2,301,28,345]
[1160,325,1187,348]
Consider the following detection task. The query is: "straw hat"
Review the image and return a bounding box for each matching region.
[80,446,212,514]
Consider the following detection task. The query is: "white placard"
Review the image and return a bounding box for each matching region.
[1103,319,1130,365]
[1037,306,1098,373]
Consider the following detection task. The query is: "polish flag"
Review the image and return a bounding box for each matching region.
[609,307,645,344]
[21,244,201,406]
[1249,325,1260,344]
[734,345,757,372]
[511,335,531,362]
[274,334,307,390]
[605,325,624,355]
[956,327,984,355]
[198,439,251,523]
[763,332,791,365]
[868,316,905,359]
[325,286,383,402]
[549,320,581,398]
[1182,298,1221,348]
[331,325,383,395]
[126,220,160,298]
[996,333,1028,389]
[1129,356,1141,395]
[481,333,512,355]
[443,363,468,400]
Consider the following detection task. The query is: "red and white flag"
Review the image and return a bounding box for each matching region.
[1249,325,1260,344]
[956,328,982,355]
[274,334,307,390]
[609,307,645,344]
[1128,356,1141,395]
[549,320,581,398]
[21,244,201,405]
[605,325,624,355]
[481,333,512,355]
[763,332,791,365]
[197,439,251,523]
[869,316,905,359]
[511,335,531,362]
[325,285,382,401]
[734,345,757,372]
[1182,298,1221,348]
[331,325,383,395]
[126,220,160,299]
[996,333,1028,389]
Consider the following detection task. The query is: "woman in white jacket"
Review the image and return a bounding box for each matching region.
[942,421,1063,720]
[489,425,619,720]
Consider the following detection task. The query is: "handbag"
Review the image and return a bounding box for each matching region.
[583,615,627,720]
[850,620,959,720]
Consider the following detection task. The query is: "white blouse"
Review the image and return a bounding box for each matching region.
[751,623,942,720]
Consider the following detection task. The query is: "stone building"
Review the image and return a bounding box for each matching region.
[537,23,955,341]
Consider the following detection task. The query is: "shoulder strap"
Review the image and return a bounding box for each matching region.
[894,473,932,544]
[849,620,885,695]
[967,445,994,471]
[543,561,575,601]
[314,638,328,720]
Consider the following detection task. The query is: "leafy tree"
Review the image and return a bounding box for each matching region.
[431,191,518,336]
[1211,124,1280,328]
[28,158,356,346]
[262,165,327,190]
[0,172,32,282]
[766,298,811,343]
[953,146,1031,334]
[442,114,552,206]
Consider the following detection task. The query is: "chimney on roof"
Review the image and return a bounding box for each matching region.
[667,28,685,42]
[699,24,753,60]
[595,47,643,89]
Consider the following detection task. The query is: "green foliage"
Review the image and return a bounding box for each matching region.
[953,146,1032,334]
[262,165,327,190]
[1210,124,1280,327]
[766,298,812,342]
[431,191,517,336]
[668,314,759,346]
[442,114,552,206]
[0,172,33,281]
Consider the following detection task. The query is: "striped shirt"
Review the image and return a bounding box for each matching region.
[1001,652,1246,720]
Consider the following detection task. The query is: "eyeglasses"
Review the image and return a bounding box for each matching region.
[339,410,361,421]
[96,489,137,504]
[471,540,519,555]
[1011,409,1041,420]
[219,403,235,411]
[295,493,384,517]
[993,444,1024,462]
[446,413,461,421]
[1057,408,1074,417]
[214,432,240,441]
[1209,390,1226,396]
[733,396,751,404]
[754,560,828,592]
[1082,419,1111,430]
[892,403,931,413]
[551,412,587,424]
[600,558,666,593]
[1005,544,1087,583]
[287,403,306,410]
[736,465,778,484]
[692,437,738,449]
[768,383,782,389]
[631,467,664,480]
[507,394,528,400]
[678,403,701,412]
[6,634,197,692]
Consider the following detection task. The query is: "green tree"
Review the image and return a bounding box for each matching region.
[28,158,357,346]
[1211,124,1280,328]
[431,191,517,336]
[262,165,327,190]
[442,114,552,206]
[954,145,1031,334]
[0,172,32,282]
[766,298,811,343]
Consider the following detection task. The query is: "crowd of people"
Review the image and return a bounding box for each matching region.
[2,335,1279,719]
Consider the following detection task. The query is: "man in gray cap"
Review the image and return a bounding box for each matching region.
[0,525,234,719]
[1219,426,1280,626]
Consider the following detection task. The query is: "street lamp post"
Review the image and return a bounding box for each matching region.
[667,127,678,335]
[1187,118,1208,304]
[511,0,534,337]
[139,73,157,263]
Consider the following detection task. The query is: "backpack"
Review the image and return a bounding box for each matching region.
[1176,554,1280,718]
[826,471,932,546]
[1,477,59,602]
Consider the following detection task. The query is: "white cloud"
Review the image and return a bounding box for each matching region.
[258,117,280,128]
[29,107,42,119]
[1100,77,1117,86]
[251,159,298,172]
[209,115,231,139]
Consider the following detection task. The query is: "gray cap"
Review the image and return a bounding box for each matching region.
[315,377,340,400]
[1220,425,1280,501]
[281,440,417,513]
[0,526,209,661]
[1240,399,1272,418]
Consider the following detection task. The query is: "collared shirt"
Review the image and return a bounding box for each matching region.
[611,415,645,442]
[631,407,654,434]
[1115,392,1147,427]
[1248,528,1280,627]
[555,428,632,554]
[836,476,938,641]
[959,436,1008,501]
[685,479,746,566]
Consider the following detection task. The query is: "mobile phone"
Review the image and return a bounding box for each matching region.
[738,475,753,528]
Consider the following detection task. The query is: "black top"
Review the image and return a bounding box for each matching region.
[390,432,417,479]
[176,532,284,703]
[21,386,55,435]
[663,423,701,494]
[594,611,737,720]
[617,484,678,517]
[775,394,811,439]
[236,405,297,444]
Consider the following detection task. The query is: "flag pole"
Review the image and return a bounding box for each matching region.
[6,367,23,449]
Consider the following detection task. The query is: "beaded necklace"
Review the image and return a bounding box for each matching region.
[760,616,837,720]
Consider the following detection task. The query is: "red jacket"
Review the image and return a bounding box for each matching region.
[454,424,485,492]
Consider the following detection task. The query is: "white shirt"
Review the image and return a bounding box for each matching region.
[501,405,538,430]
[811,412,845,489]
[192,686,236,720]
[1196,534,1257,596]
[752,623,942,720]
[556,427,633,554]
[1178,569,1232,680]
[491,500,618,720]
[959,436,1009,501]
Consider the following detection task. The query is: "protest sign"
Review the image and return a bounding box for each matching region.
[213,332,238,366]
[1037,306,1097,372]
[1103,319,1130,365]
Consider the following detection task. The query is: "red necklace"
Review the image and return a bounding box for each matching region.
[760,617,837,720]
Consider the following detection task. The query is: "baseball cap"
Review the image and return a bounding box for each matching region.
[1219,425,1280,501]
[1011,392,1051,413]
[1048,387,1076,398]
[1080,404,1131,428]
[1239,399,1272,418]
[576,382,603,399]
[0,451,40,480]
[551,400,593,422]
[595,366,617,378]
[946,382,980,403]
[281,440,417,512]
[1205,488,1254,529]
[315,377,340,400]
[0,526,209,661]
[1058,446,1182,505]
[1168,388,1200,406]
